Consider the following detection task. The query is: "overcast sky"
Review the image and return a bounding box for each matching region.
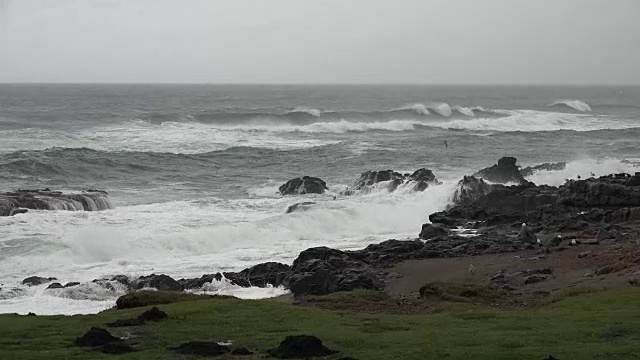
[1,0,639,84]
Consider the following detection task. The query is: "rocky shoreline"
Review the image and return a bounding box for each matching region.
[11,157,640,301]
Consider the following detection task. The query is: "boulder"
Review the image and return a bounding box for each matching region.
[22,276,57,286]
[474,157,529,185]
[267,335,337,359]
[226,262,290,288]
[419,223,449,240]
[130,274,183,292]
[343,168,439,195]
[279,176,328,195]
[178,274,223,290]
[285,202,316,214]
[46,282,64,289]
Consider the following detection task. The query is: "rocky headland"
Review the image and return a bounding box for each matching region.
[13,157,640,303]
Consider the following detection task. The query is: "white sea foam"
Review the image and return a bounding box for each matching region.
[429,110,638,132]
[548,99,592,112]
[0,180,457,314]
[525,158,640,186]
[288,106,321,117]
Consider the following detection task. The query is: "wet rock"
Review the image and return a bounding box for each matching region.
[474,157,529,185]
[267,335,338,359]
[342,168,439,195]
[22,276,57,286]
[169,341,230,356]
[419,223,449,240]
[226,262,290,288]
[1,189,112,216]
[285,201,316,214]
[451,175,496,206]
[284,247,382,296]
[64,282,81,288]
[46,282,64,289]
[231,347,253,355]
[407,168,440,191]
[279,176,328,195]
[8,208,28,216]
[178,274,223,290]
[130,274,183,292]
[558,175,640,207]
[75,327,123,347]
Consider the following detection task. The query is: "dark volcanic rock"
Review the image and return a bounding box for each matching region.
[64,282,81,288]
[558,175,640,207]
[474,157,529,185]
[452,176,496,206]
[279,176,328,195]
[0,189,112,217]
[130,274,183,292]
[419,223,449,239]
[343,168,440,195]
[46,282,64,289]
[178,274,223,290]
[169,341,230,356]
[8,208,28,216]
[267,335,337,359]
[75,327,123,347]
[284,247,381,296]
[22,276,57,286]
[285,201,316,214]
[226,262,290,288]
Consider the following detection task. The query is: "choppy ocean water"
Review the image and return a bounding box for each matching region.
[1,84,639,314]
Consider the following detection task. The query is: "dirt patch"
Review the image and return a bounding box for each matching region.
[386,240,640,306]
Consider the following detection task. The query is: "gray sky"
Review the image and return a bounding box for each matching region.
[1,0,639,84]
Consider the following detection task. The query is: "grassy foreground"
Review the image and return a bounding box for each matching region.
[1,288,640,360]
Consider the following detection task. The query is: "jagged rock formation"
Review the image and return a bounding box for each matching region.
[0,189,112,216]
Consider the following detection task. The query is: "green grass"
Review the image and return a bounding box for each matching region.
[1,288,640,359]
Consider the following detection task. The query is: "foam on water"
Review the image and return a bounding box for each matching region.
[525,158,640,186]
[0,180,457,314]
[548,99,592,112]
[429,110,638,132]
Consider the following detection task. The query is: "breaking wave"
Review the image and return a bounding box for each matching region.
[423,110,639,132]
[548,99,592,112]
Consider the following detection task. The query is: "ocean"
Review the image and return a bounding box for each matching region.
[1,84,639,315]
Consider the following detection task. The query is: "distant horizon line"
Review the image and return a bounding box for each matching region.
[1,82,639,87]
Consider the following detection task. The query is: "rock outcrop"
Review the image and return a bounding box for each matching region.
[474,157,529,185]
[342,168,440,195]
[0,189,112,216]
[279,177,328,195]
